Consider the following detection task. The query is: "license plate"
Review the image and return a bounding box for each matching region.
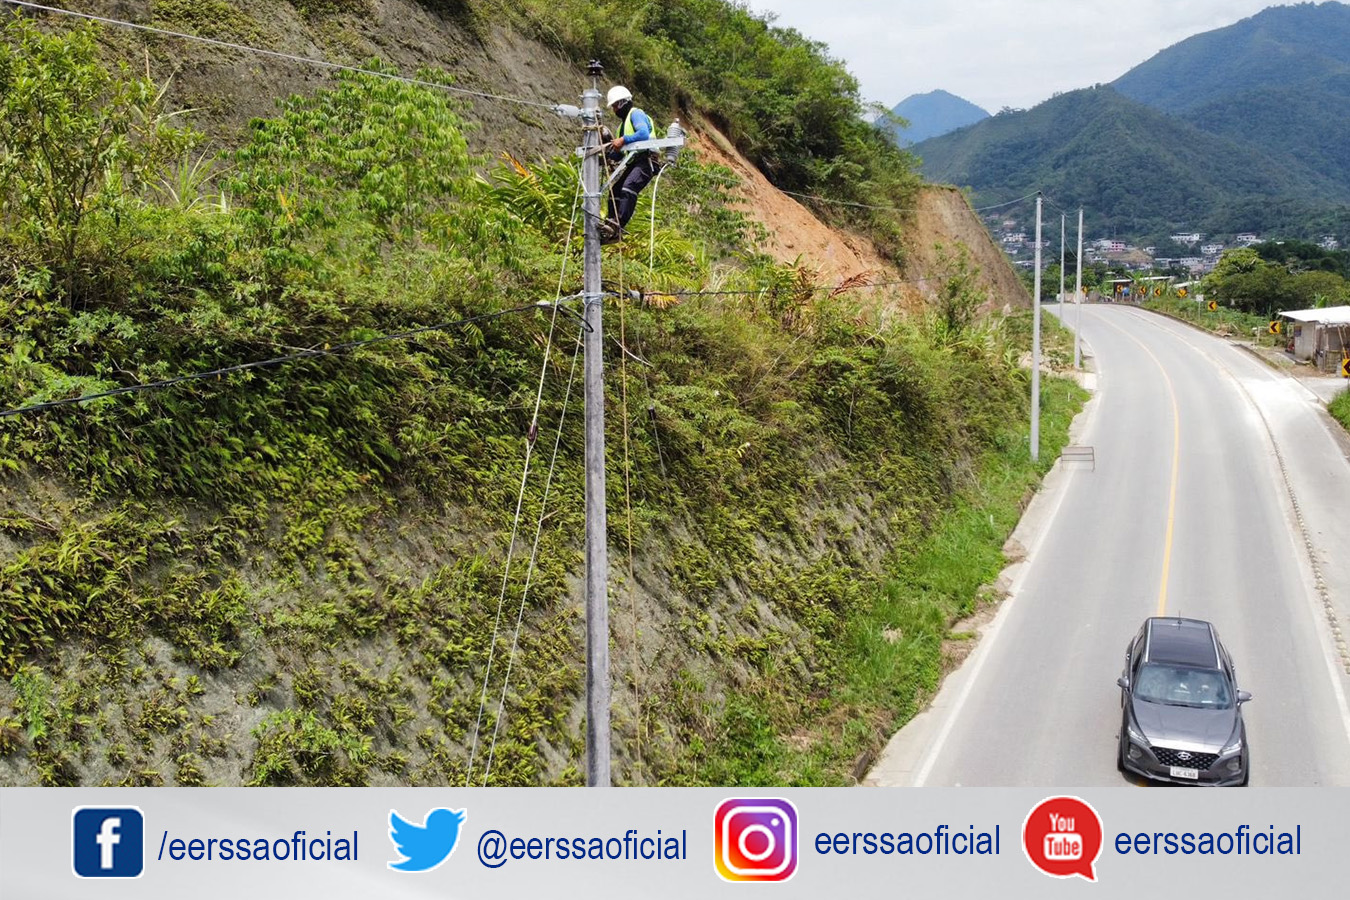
[1169,766,1199,780]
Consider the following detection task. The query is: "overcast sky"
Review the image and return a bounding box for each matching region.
[747,0,1282,111]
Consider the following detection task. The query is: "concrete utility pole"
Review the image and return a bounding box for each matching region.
[1074,208,1084,370]
[580,60,610,787]
[1031,194,1042,463]
[1059,213,1066,305]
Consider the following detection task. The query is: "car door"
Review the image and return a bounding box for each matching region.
[1122,624,1146,705]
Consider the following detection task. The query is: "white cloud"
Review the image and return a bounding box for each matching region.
[747,0,1282,109]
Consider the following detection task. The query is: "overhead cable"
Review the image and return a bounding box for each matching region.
[1,0,561,111]
[780,190,918,213]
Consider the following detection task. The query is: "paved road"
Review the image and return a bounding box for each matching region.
[868,303,1350,787]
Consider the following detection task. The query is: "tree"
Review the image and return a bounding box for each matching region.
[0,17,195,302]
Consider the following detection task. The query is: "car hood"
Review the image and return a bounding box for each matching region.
[1131,699,1237,750]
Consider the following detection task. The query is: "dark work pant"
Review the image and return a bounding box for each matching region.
[608,154,660,228]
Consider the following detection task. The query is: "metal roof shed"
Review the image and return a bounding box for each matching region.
[1277,306,1350,371]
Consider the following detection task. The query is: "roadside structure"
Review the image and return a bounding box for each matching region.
[1278,306,1350,373]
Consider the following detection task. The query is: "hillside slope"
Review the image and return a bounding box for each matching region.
[0,2,1051,788]
[1187,75,1350,183]
[1113,1,1350,113]
[913,85,1350,240]
[691,123,1025,310]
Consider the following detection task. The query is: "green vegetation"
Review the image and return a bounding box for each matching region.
[917,86,1350,246]
[1330,388,1350,433]
[0,17,1078,785]
[503,0,921,256]
[1112,2,1350,115]
[921,4,1350,248]
[1200,246,1350,315]
[1143,296,1285,348]
[151,0,264,43]
[683,360,1085,785]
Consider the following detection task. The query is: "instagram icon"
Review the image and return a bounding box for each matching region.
[714,798,798,883]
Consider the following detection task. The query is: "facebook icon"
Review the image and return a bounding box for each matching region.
[73,807,144,878]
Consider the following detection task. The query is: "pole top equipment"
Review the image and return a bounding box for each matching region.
[588,59,604,78]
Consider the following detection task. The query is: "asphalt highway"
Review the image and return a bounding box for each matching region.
[868,303,1350,787]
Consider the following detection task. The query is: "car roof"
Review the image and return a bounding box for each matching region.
[1144,617,1220,668]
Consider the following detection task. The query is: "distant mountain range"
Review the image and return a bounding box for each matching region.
[887,90,988,145]
[912,1,1350,244]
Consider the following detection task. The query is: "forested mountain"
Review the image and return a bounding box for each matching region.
[912,85,1350,239]
[888,90,988,145]
[1113,1,1350,113]
[914,3,1350,243]
[1187,75,1350,181]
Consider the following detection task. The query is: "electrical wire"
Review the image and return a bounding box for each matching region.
[481,314,585,786]
[0,301,577,419]
[779,190,918,213]
[972,190,1045,213]
[5,1,1098,254]
[1,0,560,111]
[467,177,582,785]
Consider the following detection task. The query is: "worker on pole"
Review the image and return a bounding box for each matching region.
[599,85,660,244]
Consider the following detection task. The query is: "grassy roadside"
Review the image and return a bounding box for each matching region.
[1331,389,1350,432]
[686,363,1088,786]
[1143,297,1286,349]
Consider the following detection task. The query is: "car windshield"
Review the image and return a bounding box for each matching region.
[1134,663,1232,708]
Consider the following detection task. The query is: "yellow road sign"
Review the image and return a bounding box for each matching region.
[1154,287,1163,296]
[1342,357,1350,378]
[1207,300,1217,311]
[1178,287,1189,298]
[1269,320,1283,335]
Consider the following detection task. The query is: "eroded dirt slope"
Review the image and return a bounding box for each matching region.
[690,122,1027,310]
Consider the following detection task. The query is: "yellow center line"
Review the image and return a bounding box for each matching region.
[1092,310,1182,617]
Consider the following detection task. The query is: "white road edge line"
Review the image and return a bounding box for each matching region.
[911,313,1101,787]
[1130,308,1350,757]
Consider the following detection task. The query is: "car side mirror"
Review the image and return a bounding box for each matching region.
[1117,676,1129,690]
[1237,690,1252,703]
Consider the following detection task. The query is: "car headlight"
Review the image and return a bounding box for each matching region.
[1220,733,1242,756]
[1126,721,1149,745]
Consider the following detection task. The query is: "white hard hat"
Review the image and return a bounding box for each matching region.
[606,85,632,107]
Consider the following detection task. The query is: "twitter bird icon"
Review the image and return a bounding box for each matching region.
[388,808,466,872]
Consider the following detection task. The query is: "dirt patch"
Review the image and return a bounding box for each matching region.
[688,122,1027,313]
[689,121,893,285]
[75,0,580,159]
[907,186,1030,311]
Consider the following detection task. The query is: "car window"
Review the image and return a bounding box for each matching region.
[1133,664,1232,708]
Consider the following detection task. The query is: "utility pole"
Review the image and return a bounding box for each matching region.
[553,61,681,787]
[1031,194,1042,463]
[580,60,610,787]
[1059,213,1066,305]
[1074,208,1084,370]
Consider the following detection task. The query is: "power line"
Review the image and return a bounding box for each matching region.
[1,0,560,111]
[780,190,918,213]
[0,300,581,419]
[973,191,1044,213]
